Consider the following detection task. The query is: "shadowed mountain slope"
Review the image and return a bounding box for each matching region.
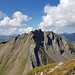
[0,29,75,75]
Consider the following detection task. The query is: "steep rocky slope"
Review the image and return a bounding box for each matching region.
[0,29,75,75]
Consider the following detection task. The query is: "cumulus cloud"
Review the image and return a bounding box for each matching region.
[0,27,33,35]
[19,27,33,34]
[39,0,75,31]
[0,11,32,26]
[7,28,17,35]
[0,11,33,35]
[0,11,6,18]
[0,28,17,35]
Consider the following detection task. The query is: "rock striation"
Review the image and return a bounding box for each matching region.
[0,29,75,75]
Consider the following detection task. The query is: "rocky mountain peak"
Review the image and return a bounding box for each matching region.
[0,30,75,75]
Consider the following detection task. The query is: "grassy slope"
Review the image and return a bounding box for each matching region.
[27,59,75,75]
[27,63,57,75]
[49,59,75,75]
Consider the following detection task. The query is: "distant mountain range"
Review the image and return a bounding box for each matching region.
[0,34,20,43]
[60,33,75,44]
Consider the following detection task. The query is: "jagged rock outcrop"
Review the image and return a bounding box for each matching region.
[0,29,75,75]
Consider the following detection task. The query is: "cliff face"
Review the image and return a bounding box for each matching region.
[0,29,75,75]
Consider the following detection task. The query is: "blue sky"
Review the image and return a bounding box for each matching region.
[0,0,75,35]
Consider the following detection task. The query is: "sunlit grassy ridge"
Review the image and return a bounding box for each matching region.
[48,59,75,75]
[27,59,75,75]
[27,63,57,75]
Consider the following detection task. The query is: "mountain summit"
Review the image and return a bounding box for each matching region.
[0,29,75,75]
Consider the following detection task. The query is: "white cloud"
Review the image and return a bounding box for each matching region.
[7,28,17,35]
[0,11,6,18]
[19,27,33,34]
[39,0,75,31]
[0,27,33,35]
[0,28,17,35]
[0,11,33,35]
[0,11,32,26]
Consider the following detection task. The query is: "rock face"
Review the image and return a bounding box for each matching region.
[0,29,75,75]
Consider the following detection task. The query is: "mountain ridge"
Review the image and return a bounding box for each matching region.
[0,29,75,75]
